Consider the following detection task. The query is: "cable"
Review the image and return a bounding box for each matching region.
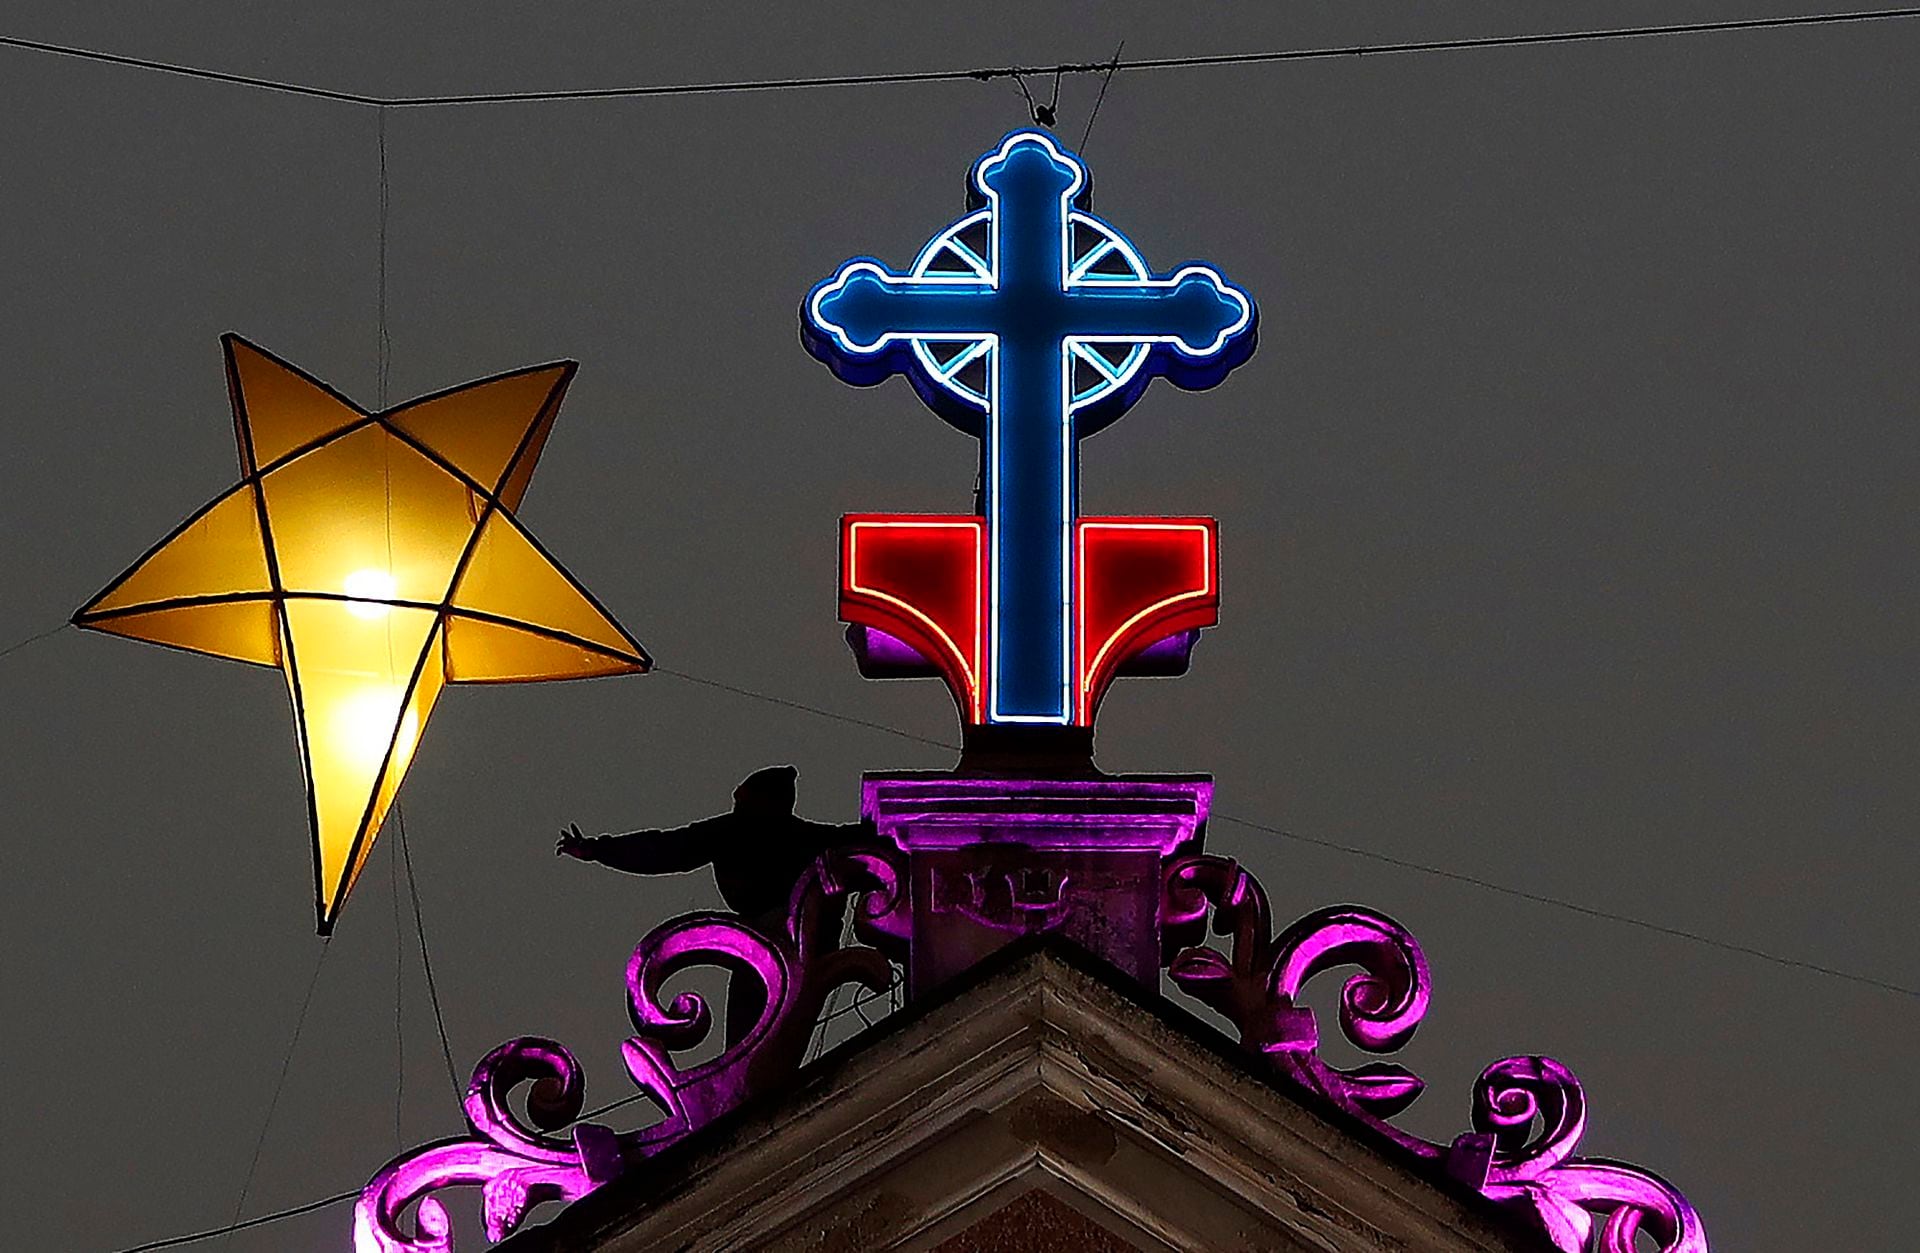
[390,831,406,1150]
[1013,68,1062,128]
[117,1188,362,1253]
[218,942,329,1248]
[1078,40,1125,154]
[124,960,896,1251]
[110,1092,657,1253]
[804,909,906,1064]
[0,32,379,104]
[1212,812,1920,1001]
[0,620,68,662]
[653,666,957,751]
[657,666,1916,1001]
[375,106,392,407]
[398,808,462,1100]
[570,1090,655,1127]
[5,9,1919,111]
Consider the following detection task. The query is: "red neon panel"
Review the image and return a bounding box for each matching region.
[1075,518,1218,724]
[840,515,987,723]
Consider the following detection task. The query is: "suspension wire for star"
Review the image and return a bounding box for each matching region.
[116,1083,660,1253]
[216,943,330,1249]
[378,98,460,1105]
[389,830,407,1150]
[377,100,413,1161]
[399,808,463,1099]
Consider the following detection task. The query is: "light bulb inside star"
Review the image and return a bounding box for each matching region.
[343,568,397,618]
[332,684,418,765]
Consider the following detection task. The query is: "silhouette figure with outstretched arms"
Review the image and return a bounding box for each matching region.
[558,765,872,1046]
[557,765,867,923]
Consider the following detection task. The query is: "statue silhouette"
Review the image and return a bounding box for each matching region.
[558,765,871,1047]
[557,765,868,924]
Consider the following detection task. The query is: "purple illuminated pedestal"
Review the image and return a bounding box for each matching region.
[863,772,1209,994]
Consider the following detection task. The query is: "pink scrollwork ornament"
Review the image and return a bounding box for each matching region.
[1161,854,1708,1252]
[354,844,907,1252]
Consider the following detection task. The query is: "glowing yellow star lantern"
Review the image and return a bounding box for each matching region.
[74,336,650,933]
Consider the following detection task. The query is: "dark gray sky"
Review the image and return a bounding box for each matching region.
[3,4,1916,1250]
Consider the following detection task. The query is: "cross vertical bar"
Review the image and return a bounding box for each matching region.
[984,138,1081,722]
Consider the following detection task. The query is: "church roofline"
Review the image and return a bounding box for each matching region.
[360,814,1706,1253]
[497,937,1554,1253]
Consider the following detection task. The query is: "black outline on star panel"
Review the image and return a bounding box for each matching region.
[84,593,642,670]
[75,335,654,934]
[71,480,275,625]
[219,337,337,933]
[324,613,443,933]
[74,600,283,667]
[382,360,575,500]
[456,506,652,670]
[223,333,372,466]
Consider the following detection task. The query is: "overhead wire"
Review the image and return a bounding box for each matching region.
[1210,813,1920,1000]
[0,9,1916,111]
[654,665,957,751]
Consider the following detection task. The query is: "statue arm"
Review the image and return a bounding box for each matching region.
[566,814,734,874]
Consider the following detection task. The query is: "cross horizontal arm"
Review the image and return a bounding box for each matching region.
[1060,268,1252,356]
[810,263,996,353]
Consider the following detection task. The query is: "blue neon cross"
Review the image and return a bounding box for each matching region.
[805,130,1256,724]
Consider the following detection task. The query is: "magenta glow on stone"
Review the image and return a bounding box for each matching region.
[354,1038,606,1252]
[866,773,1214,993]
[851,625,929,670]
[353,847,908,1252]
[850,624,1198,676]
[1123,627,1200,672]
[1161,853,1709,1252]
[354,798,1707,1253]
[863,773,1212,855]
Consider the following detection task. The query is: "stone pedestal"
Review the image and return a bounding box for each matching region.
[862,773,1212,997]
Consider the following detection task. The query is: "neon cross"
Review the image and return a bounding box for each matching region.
[804,130,1256,724]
